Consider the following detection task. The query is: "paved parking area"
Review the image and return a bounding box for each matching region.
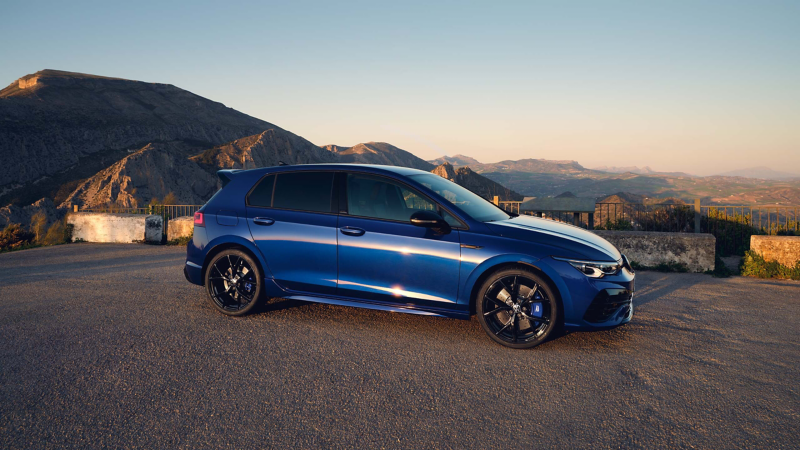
[1,244,798,449]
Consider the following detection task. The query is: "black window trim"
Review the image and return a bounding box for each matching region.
[340,171,469,230]
[245,169,339,216]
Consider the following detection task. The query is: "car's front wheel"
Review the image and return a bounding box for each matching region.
[476,268,558,349]
[204,250,263,316]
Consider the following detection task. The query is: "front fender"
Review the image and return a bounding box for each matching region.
[457,253,573,319]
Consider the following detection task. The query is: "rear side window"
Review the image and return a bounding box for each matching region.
[272,172,334,213]
[247,175,274,207]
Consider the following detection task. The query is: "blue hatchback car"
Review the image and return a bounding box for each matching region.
[184,164,634,348]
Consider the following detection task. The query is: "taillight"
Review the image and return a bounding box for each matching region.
[194,211,205,227]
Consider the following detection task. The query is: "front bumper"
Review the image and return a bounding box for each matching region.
[549,256,635,330]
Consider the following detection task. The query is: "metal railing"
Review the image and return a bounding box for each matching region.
[592,202,798,256]
[497,200,522,214]
[78,204,203,239]
[594,202,694,233]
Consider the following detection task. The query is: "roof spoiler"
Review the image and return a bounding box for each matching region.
[217,169,243,188]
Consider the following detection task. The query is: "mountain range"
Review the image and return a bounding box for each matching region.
[0,70,516,226]
[1,69,799,228]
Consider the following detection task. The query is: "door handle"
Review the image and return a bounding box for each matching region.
[253,217,275,226]
[340,226,365,236]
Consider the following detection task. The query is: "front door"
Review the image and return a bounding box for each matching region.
[246,171,338,295]
[336,172,461,308]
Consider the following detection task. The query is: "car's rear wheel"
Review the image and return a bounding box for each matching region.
[205,250,263,316]
[476,268,558,349]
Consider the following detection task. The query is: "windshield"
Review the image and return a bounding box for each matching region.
[409,174,511,223]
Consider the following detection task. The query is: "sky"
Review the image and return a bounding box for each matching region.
[2,0,799,176]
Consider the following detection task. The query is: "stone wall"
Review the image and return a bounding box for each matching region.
[750,236,800,267]
[167,216,194,241]
[67,213,162,244]
[593,230,715,272]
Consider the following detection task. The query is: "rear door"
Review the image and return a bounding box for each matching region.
[246,171,338,295]
[336,172,462,308]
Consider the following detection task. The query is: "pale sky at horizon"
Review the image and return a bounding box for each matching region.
[2,0,798,176]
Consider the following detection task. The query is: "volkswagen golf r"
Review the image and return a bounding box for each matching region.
[184,164,634,348]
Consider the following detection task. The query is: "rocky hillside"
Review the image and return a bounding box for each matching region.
[61,143,218,208]
[324,142,434,170]
[431,163,523,201]
[428,154,482,167]
[194,129,337,171]
[63,129,341,208]
[0,69,275,205]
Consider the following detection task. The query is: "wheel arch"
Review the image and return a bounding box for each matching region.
[201,238,269,284]
[466,259,566,318]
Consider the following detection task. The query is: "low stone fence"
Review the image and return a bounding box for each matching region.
[750,236,800,267]
[593,230,715,272]
[67,213,163,244]
[167,216,194,241]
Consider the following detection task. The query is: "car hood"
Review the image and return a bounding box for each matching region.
[485,215,621,261]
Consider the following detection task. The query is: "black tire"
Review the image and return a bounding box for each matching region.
[476,268,559,349]
[204,250,264,316]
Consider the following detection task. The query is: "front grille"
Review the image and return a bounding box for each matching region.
[583,288,633,323]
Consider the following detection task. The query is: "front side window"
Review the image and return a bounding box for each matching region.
[346,173,437,222]
[409,173,510,223]
[271,171,334,213]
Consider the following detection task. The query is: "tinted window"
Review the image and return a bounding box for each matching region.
[247,175,274,207]
[409,173,510,222]
[272,172,334,213]
[346,173,436,222]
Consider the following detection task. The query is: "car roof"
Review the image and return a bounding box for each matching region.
[227,163,434,177]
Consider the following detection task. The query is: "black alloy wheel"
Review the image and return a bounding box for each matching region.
[205,250,263,316]
[476,268,559,349]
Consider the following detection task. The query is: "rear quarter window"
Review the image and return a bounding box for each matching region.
[247,175,275,207]
[272,172,335,213]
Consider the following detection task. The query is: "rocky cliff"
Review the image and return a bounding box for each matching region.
[63,129,340,208]
[431,163,523,201]
[0,69,275,205]
[193,129,337,171]
[324,142,434,170]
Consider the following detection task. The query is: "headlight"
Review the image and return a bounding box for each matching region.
[554,257,621,278]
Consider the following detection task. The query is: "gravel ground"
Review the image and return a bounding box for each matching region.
[0,243,798,449]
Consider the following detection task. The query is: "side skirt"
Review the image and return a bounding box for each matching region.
[261,278,471,320]
[285,294,471,320]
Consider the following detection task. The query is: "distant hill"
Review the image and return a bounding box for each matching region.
[0,69,274,206]
[431,163,523,201]
[324,142,434,170]
[594,165,655,175]
[428,154,482,167]
[717,166,800,181]
[471,158,588,175]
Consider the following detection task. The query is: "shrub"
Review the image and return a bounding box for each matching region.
[740,250,800,280]
[162,192,178,205]
[42,218,74,245]
[30,211,47,242]
[0,223,36,252]
[595,218,634,231]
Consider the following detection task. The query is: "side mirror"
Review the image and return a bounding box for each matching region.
[410,210,452,235]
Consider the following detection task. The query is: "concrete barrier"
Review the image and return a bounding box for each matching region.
[67,213,163,244]
[750,236,800,267]
[167,216,194,241]
[593,230,715,272]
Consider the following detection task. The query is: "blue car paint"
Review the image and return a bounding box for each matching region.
[185,164,634,329]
